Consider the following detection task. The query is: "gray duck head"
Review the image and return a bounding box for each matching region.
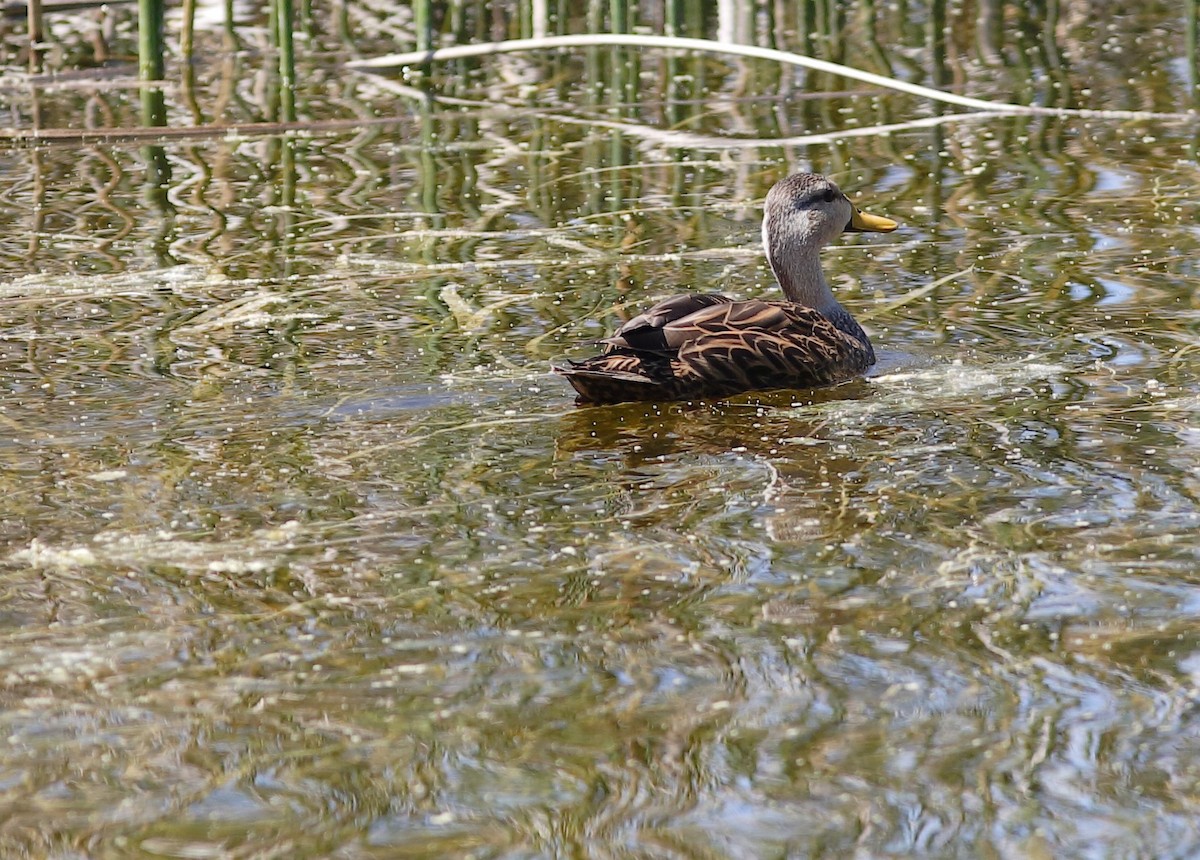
[761,173,897,313]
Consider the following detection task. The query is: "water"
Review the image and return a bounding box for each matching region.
[1,1,1200,856]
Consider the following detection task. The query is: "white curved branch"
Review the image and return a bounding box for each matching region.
[347,34,1196,122]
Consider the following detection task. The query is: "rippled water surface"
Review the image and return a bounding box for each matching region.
[2,1,1200,857]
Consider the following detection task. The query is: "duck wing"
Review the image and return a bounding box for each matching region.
[675,307,870,393]
[603,293,735,352]
[605,296,801,353]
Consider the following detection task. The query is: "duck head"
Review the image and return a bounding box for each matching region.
[761,172,897,311]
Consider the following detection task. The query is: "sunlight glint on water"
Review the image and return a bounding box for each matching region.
[0,1,1198,856]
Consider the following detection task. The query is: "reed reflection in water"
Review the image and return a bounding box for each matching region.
[0,1,1197,857]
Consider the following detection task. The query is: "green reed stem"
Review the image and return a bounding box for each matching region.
[1188,0,1199,101]
[138,0,165,81]
[335,0,351,45]
[181,0,196,62]
[665,0,681,37]
[26,0,43,73]
[798,0,814,58]
[610,0,627,33]
[414,0,432,51]
[276,0,296,122]
[929,0,946,84]
[179,0,201,124]
[519,0,532,39]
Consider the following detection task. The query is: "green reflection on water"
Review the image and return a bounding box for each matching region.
[0,1,1199,857]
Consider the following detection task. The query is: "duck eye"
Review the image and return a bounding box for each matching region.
[823,189,836,203]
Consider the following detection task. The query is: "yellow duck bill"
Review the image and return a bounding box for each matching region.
[846,207,898,233]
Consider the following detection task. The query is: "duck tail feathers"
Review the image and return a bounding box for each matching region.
[552,361,658,404]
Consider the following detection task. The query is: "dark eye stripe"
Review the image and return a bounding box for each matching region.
[796,189,836,208]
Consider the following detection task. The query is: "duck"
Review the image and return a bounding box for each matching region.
[553,172,898,404]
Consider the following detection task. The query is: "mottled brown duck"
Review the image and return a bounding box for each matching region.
[554,172,898,404]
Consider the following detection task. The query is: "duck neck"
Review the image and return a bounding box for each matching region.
[770,247,835,312]
[767,244,875,360]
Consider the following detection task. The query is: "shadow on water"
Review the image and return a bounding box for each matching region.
[555,380,874,458]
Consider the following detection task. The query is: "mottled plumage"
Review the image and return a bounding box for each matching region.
[554,173,897,404]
